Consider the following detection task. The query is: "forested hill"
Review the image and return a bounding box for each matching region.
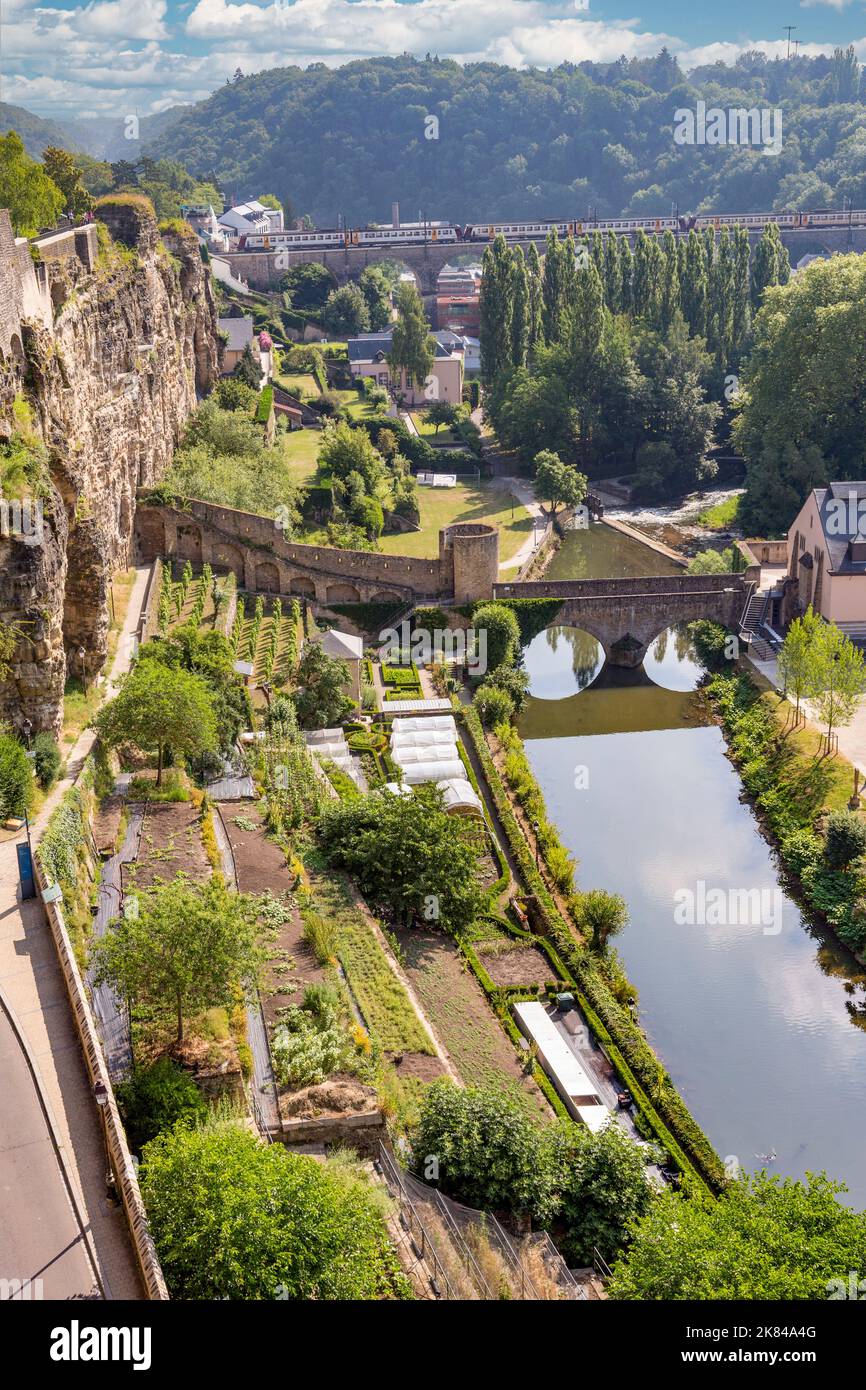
[144,50,866,226]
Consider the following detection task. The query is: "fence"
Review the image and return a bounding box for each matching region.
[377,1143,583,1300]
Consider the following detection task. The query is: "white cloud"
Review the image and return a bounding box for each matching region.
[4,0,866,122]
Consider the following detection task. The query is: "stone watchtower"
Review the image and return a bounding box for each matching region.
[439,522,499,604]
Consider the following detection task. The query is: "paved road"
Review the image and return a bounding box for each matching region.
[0,1003,99,1300]
[0,564,151,1300]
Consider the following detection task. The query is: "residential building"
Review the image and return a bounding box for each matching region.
[217,200,284,239]
[347,331,464,405]
[436,262,482,335]
[787,482,866,635]
[218,313,267,378]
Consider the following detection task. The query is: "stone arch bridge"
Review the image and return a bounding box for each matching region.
[494,573,754,668]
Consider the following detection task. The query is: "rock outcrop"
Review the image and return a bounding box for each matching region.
[0,200,219,734]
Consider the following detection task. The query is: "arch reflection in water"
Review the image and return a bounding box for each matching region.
[642,625,704,693]
[521,626,604,702]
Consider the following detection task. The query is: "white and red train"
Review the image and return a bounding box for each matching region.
[235,207,866,253]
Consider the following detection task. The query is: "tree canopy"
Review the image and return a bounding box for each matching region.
[93,661,217,784]
[140,1121,409,1300]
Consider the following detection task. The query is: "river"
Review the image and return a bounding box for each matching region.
[519,521,866,1205]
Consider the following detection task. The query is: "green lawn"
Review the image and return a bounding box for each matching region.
[282,427,322,483]
[275,371,320,399]
[409,410,459,445]
[377,481,532,562]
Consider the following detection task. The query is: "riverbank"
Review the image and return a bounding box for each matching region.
[704,659,866,967]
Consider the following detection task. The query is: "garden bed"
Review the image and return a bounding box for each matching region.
[392,923,549,1117]
[475,942,554,988]
[121,801,211,892]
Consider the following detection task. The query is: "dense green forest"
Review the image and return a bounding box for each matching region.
[480,222,790,497]
[139,50,866,226]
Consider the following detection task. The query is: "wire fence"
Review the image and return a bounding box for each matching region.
[377,1143,584,1300]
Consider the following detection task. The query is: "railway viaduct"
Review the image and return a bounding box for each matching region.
[224,225,866,295]
[136,497,753,668]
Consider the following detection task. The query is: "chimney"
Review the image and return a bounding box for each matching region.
[392,202,400,229]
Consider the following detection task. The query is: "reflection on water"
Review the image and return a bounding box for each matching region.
[521,626,604,701]
[545,520,682,581]
[519,624,866,1207]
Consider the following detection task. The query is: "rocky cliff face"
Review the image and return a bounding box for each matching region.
[0,200,219,735]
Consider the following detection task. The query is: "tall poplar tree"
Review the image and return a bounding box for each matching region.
[510,246,530,368]
[479,233,515,391]
[526,240,545,349]
[388,281,436,392]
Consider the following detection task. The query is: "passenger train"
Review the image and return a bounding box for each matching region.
[235,207,866,253]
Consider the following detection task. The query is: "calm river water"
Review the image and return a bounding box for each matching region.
[519,523,866,1205]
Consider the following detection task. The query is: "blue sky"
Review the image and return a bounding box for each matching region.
[3,0,866,122]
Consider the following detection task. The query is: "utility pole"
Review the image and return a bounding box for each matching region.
[783,26,797,60]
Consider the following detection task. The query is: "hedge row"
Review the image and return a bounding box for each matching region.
[461,706,725,1193]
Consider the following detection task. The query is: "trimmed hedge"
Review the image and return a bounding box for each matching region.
[461,706,725,1194]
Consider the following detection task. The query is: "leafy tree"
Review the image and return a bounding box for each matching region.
[90,874,269,1043]
[0,130,63,235]
[117,1057,208,1151]
[609,1172,866,1300]
[556,1118,653,1266]
[318,784,485,934]
[510,245,530,368]
[410,1080,560,1223]
[825,812,866,870]
[473,682,514,728]
[811,619,866,754]
[472,601,521,674]
[777,607,821,722]
[140,1121,408,1299]
[0,733,34,819]
[213,378,257,413]
[323,282,370,336]
[41,146,92,220]
[32,732,61,790]
[388,282,435,391]
[580,887,629,952]
[480,234,515,392]
[736,255,866,534]
[425,400,459,434]
[358,264,393,331]
[533,449,587,515]
[292,643,354,729]
[279,262,335,311]
[233,343,261,389]
[93,661,217,784]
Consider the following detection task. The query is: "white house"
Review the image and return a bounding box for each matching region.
[217,200,284,239]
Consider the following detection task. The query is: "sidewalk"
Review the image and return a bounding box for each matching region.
[495,476,545,573]
[0,564,150,1299]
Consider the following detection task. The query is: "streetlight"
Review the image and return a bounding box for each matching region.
[532,819,540,868]
[77,646,87,693]
[22,718,32,749]
[93,1080,109,1108]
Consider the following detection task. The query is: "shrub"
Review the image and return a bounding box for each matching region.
[824,812,866,870]
[117,1057,208,1152]
[32,731,61,791]
[0,733,33,819]
[472,601,521,673]
[474,683,514,728]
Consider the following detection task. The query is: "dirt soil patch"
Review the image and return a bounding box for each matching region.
[279,1074,378,1121]
[386,1052,447,1082]
[122,802,211,891]
[476,943,555,988]
[92,795,124,855]
[393,925,548,1117]
[217,804,326,1018]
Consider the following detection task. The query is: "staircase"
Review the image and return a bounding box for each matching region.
[739,586,776,661]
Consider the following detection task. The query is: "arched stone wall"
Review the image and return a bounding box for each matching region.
[325,581,361,603]
[212,540,245,579]
[176,523,203,564]
[255,560,281,593]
